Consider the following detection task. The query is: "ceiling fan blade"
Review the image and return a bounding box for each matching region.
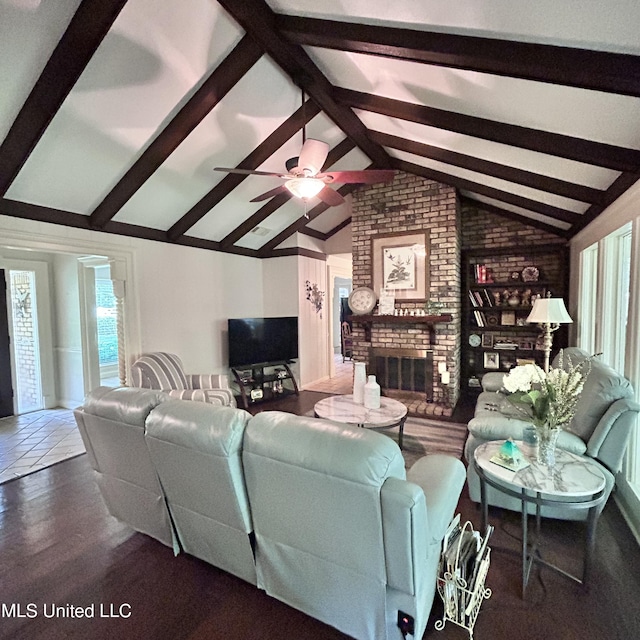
[316,186,345,207]
[297,139,329,176]
[318,169,396,184]
[214,167,287,178]
[250,184,289,202]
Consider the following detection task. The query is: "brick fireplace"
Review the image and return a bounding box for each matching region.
[351,172,461,412]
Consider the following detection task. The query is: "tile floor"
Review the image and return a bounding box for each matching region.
[0,408,85,485]
[304,354,353,394]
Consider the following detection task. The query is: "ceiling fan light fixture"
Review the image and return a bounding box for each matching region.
[285,177,324,200]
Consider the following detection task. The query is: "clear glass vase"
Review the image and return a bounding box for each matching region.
[536,426,560,468]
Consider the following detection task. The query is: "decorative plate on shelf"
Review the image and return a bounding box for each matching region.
[348,286,377,315]
[469,333,481,347]
[521,266,540,282]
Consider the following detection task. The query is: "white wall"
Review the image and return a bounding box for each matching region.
[132,240,265,373]
[0,214,336,404]
[52,253,85,407]
[0,215,266,405]
[298,255,329,387]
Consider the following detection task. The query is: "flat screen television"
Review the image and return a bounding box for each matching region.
[228,316,299,368]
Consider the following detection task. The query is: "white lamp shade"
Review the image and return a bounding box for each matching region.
[285,177,324,199]
[526,297,573,324]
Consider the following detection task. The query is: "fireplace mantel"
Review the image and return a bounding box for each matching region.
[348,314,452,344]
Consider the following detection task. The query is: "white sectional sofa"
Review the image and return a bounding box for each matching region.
[74,386,466,640]
[464,348,639,520]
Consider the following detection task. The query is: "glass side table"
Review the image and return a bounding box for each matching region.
[473,441,606,598]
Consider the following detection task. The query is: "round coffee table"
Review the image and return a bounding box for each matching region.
[313,394,408,449]
[473,441,606,597]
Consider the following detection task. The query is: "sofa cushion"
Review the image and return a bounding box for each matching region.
[467,414,587,456]
[475,391,531,420]
[560,352,634,442]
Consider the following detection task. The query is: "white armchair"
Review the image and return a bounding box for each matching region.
[130,352,236,407]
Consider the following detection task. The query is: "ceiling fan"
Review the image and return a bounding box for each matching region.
[213,138,395,207]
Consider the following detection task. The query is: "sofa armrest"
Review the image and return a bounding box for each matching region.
[468,414,587,456]
[187,373,231,389]
[406,455,466,545]
[587,398,640,473]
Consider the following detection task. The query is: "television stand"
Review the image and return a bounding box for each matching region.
[230,362,299,409]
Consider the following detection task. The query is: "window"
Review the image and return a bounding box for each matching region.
[578,221,639,535]
[577,243,598,354]
[599,225,631,371]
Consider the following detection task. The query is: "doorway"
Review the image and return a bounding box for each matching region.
[0,260,55,417]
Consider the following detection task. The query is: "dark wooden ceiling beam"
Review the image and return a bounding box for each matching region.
[0,0,129,197]
[166,99,321,241]
[460,196,571,238]
[370,130,604,204]
[568,172,640,238]
[220,137,355,248]
[298,215,353,241]
[337,88,640,173]
[89,34,263,229]
[277,15,640,98]
[217,0,392,168]
[259,184,358,256]
[0,198,262,258]
[393,159,581,224]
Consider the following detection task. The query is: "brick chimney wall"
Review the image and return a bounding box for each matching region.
[461,201,567,250]
[351,172,461,407]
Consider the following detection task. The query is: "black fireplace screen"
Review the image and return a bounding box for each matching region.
[369,348,434,401]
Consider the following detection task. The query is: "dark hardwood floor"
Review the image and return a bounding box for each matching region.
[1,393,638,639]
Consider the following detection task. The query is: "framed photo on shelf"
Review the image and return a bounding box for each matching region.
[484,352,499,369]
[520,340,534,350]
[378,290,396,315]
[372,231,430,302]
[501,310,516,326]
[481,333,494,348]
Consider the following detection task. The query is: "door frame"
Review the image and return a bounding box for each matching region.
[0,258,55,412]
[0,227,141,405]
[326,255,353,379]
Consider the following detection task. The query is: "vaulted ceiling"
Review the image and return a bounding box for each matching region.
[1,0,639,258]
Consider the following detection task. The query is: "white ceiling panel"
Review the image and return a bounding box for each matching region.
[389,149,590,214]
[268,0,640,53]
[355,110,621,189]
[309,48,640,149]
[2,0,638,252]
[0,0,82,143]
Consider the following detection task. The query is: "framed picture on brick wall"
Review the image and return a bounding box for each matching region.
[371,231,430,302]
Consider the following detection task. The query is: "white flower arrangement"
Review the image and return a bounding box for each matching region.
[502,351,591,431]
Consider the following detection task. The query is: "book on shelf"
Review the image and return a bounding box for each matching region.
[473,310,487,327]
[473,264,494,284]
[494,341,519,349]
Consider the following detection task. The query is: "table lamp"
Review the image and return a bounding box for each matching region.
[526,294,573,372]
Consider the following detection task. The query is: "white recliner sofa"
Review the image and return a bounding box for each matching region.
[465,348,640,520]
[73,386,177,549]
[74,387,466,640]
[243,411,466,640]
[145,399,257,585]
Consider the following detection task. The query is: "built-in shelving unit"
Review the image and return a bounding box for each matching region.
[462,245,569,397]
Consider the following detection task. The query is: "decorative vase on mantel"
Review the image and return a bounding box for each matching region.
[536,425,561,468]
